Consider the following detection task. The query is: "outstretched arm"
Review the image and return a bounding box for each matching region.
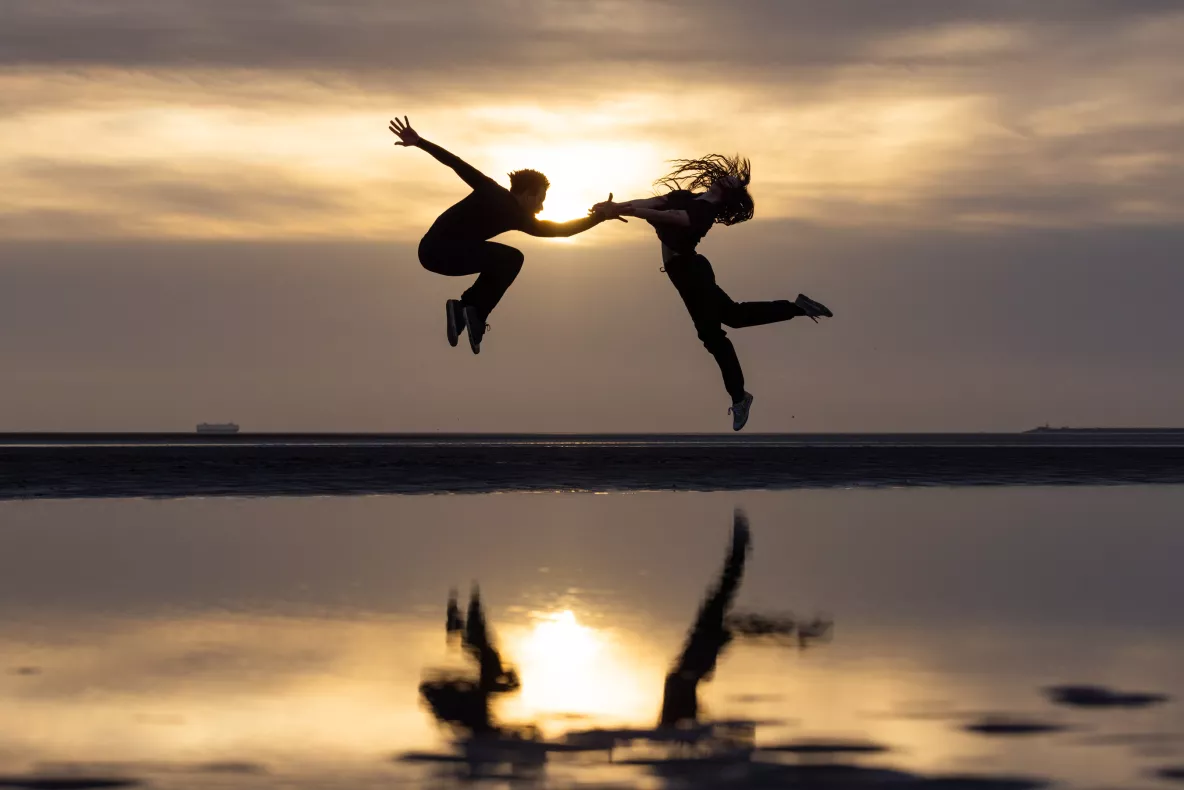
[524,214,606,238]
[524,192,628,238]
[389,116,494,191]
[630,207,690,226]
[592,195,690,227]
[602,196,667,211]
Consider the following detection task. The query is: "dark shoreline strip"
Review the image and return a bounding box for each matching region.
[3,445,1184,500]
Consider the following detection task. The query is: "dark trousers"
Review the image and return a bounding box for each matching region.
[665,254,803,402]
[418,236,524,321]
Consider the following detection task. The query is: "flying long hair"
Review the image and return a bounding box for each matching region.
[655,154,754,226]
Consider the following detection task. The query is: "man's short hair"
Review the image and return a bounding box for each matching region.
[508,169,550,194]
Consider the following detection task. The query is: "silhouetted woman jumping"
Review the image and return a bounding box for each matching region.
[597,157,832,431]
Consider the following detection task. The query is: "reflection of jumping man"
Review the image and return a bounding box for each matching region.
[462,584,520,694]
[421,585,519,736]
[389,115,619,354]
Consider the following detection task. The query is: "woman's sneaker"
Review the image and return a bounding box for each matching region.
[795,294,833,322]
[728,392,754,432]
[446,299,467,347]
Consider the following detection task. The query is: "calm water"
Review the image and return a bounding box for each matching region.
[2,487,1184,788]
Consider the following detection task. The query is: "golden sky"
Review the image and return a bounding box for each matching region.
[2,1,1182,241]
[2,1,1184,431]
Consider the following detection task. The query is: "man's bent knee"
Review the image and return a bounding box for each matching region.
[418,237,446,272]
[503,247,525,269]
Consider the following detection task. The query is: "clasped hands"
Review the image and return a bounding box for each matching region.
[589,194,633,223]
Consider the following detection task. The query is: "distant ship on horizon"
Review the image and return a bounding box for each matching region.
[196,422,240,434]
[1026,424,1184,434]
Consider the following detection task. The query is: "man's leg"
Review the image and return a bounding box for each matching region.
[419,239,524,352]
[665,255,747,404]
[459,241,524,322]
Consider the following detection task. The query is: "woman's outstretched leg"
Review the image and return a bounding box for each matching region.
[718,291,833,328]
[718,297,804,328]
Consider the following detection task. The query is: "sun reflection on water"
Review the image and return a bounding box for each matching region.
[501,609,659,731]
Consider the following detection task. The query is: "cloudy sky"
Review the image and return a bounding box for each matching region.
[1,0,1181,432]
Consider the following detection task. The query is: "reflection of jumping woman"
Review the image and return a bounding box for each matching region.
[659,508,750,729]
[598,157,832,431]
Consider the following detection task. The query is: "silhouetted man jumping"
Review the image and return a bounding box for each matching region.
[389,115,619,354]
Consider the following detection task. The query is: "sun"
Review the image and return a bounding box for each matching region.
[485,141,661,226]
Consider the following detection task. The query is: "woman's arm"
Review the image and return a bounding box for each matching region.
[620,196,668,210]
[591,195,666,215]
[629,207,691,226]
[590,195,687,225]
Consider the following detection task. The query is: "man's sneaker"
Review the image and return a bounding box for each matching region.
[445,300,467,347]
[728,392,754,432]
[795,294,833,323]
[462,305,487,354]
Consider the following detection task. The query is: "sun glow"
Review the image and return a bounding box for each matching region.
[504,609,654,725]
[485,141,661,224]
